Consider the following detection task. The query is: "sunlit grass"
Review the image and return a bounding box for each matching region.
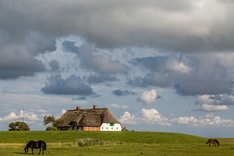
[0,131,233,155]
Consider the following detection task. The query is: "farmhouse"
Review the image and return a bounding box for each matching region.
[57,105,123,131]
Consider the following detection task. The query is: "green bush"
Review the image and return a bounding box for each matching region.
[76,138,122,147]
[46,126,57,131]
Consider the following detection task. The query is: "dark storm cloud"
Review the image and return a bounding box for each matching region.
[0,32,56,80]
[61,42,130,82]
[81,53,130,75]
[112,89,136,96]
[87,74,119,84]
[171,54,234,96]
[1,0,234,52]
[49,60,60,71]
[0,60,45,80]
[127,73,172,88]
[75,44,130,75]
[1,0,234,82]
[129,54,234,96]
[41,74,93,95]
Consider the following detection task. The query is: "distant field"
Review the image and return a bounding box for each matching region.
[0,131,233,155]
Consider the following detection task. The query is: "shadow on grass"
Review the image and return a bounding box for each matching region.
[13,152,25,155]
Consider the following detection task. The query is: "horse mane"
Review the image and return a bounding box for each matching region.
[206,139,212,144]
[25,140,35,148]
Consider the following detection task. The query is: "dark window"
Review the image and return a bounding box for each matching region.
[71,121,77,126]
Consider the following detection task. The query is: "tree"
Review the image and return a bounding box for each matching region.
[43,115,56,125]
[122,127,128,131]
[9,121,30,131]
[43,115,64,129]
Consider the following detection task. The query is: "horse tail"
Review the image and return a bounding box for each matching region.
[206,139,210,144]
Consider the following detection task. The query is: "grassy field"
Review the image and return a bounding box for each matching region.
[0,131,233,155]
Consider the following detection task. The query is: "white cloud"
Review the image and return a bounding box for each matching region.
[141,108,170,126]
[195,94,234,112]
[24,111,39,121]
[120,109,234,128]
[0,110,39,122]
[196,95,214,104]
[171,114,234,127]
[137,89,157,104]
[0,112,18,121]
[167,58,192,74]
[119,111,138,125]
[119,108,170,126]
[61,109,67,114]
[172,116,198,125]
[205,113,214,118]
[200,104,229,111]
[141,108,161,122]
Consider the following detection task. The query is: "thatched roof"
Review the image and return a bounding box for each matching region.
[58,105,122,127]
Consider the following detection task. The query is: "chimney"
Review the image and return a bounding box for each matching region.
[76,106,80,111]
[93,105,97,109]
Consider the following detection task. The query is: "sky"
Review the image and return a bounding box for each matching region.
[1,0,234,138]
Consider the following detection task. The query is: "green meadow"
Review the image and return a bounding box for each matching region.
[0,131,233,155]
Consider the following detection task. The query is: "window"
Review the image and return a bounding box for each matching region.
[71,121,77,126]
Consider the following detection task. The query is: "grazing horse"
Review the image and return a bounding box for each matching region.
[206,139,219,147]
[24,140,47,155]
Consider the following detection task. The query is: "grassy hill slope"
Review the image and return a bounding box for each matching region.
[1,131,233,156]
[0,131,206,144]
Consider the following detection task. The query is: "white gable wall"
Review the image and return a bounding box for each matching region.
[100,123,122,131]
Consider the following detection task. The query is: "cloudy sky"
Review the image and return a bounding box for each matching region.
[1,0,234,137]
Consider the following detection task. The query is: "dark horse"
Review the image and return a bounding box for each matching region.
[24,140,46,155]
[206,139,220,147]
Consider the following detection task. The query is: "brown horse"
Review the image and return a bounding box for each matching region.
[206,139,219,147]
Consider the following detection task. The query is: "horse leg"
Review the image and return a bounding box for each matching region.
[38,148,41,155]
[31,148,34,154]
